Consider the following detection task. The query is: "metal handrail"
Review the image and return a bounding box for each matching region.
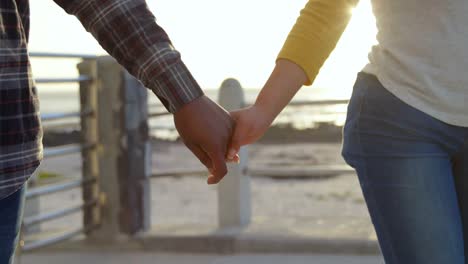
[152,169,207,178]
[20,51,100,251]
[26,177,96,199]
[23,199,98,228]
[248,165,355,177]
[22,224,99,252]
[242,99,349,107]
[41,108,93,122]
[35,76,92,84]
[148,100,348,120]
[29,52,98,60]
[148,103,165,108]
[43,143,95,159]
[149,125,175,131]
[288,99,349,106]
[42,121,80,130]
[148,111,171,118]
[148,100,348,116]
[151,165,355,179]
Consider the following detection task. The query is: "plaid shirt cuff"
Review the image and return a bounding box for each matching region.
[148,60,205,113]
[54,0,204,113]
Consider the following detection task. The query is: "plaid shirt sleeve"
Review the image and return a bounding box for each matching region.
[53,0,204,113]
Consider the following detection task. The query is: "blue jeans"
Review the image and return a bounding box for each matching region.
[0,185,25,264]
[342,72,468,263]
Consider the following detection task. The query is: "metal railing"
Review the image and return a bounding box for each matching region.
[35,76,93,84]
[22,225,98,252]
[21,52,100,252]
[23,199,98,228]
[30,52,98,59]
[25,178,96,200]
[20,52,355,252]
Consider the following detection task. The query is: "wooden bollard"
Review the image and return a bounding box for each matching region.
[217,78,251,228]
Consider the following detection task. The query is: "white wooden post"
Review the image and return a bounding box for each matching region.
[217,78,251,228]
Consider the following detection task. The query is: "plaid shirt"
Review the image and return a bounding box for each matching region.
[0,0,204,200]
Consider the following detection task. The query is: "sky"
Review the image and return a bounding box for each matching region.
[29,0,377,99]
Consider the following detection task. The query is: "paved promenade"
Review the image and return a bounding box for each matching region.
[26,143,382,263]
[37,143,376,246]
[21,252,383,264]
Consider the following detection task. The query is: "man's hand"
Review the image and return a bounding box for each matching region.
[174,95,237,185]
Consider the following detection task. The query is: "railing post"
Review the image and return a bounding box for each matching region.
[217,78,251,228]
[78,59,101,238]
[119,70,151,234]
[79,56,151,240]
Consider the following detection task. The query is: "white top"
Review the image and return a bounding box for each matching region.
[363,0,468,127]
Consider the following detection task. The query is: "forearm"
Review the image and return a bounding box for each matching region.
[255,0,358,121]
[254,59,307,121]
[54,0,203,113]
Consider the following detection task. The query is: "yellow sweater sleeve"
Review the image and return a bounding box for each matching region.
[278,0,359,85]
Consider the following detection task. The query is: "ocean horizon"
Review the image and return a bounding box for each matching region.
[38,85,348,140]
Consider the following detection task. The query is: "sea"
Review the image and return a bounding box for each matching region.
[33,58,349,140]
[38,85,348,140]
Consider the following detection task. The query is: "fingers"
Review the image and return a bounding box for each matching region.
[186,143,212,169]
[226,154,240,164]
[227,115,244,160]
[188,143,235,184]
[207,151,228,185]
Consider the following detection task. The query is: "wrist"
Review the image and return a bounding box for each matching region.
[252,101,278,125]
[173,94,206,116]
[152,61,204,114]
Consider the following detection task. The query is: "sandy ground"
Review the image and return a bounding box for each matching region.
[30,142,375,241]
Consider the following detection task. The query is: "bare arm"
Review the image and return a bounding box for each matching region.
[228,0,358,158]
[255,59,308,121]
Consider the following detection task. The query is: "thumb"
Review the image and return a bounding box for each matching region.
[229,109,242,122]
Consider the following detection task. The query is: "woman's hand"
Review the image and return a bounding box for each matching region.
[227,59,308,160]
[227,105,275,160]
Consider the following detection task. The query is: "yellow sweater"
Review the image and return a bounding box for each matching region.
[278,0,359,85]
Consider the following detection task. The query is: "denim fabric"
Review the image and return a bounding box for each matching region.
[0,185,25,264]
[342,72,468,264]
